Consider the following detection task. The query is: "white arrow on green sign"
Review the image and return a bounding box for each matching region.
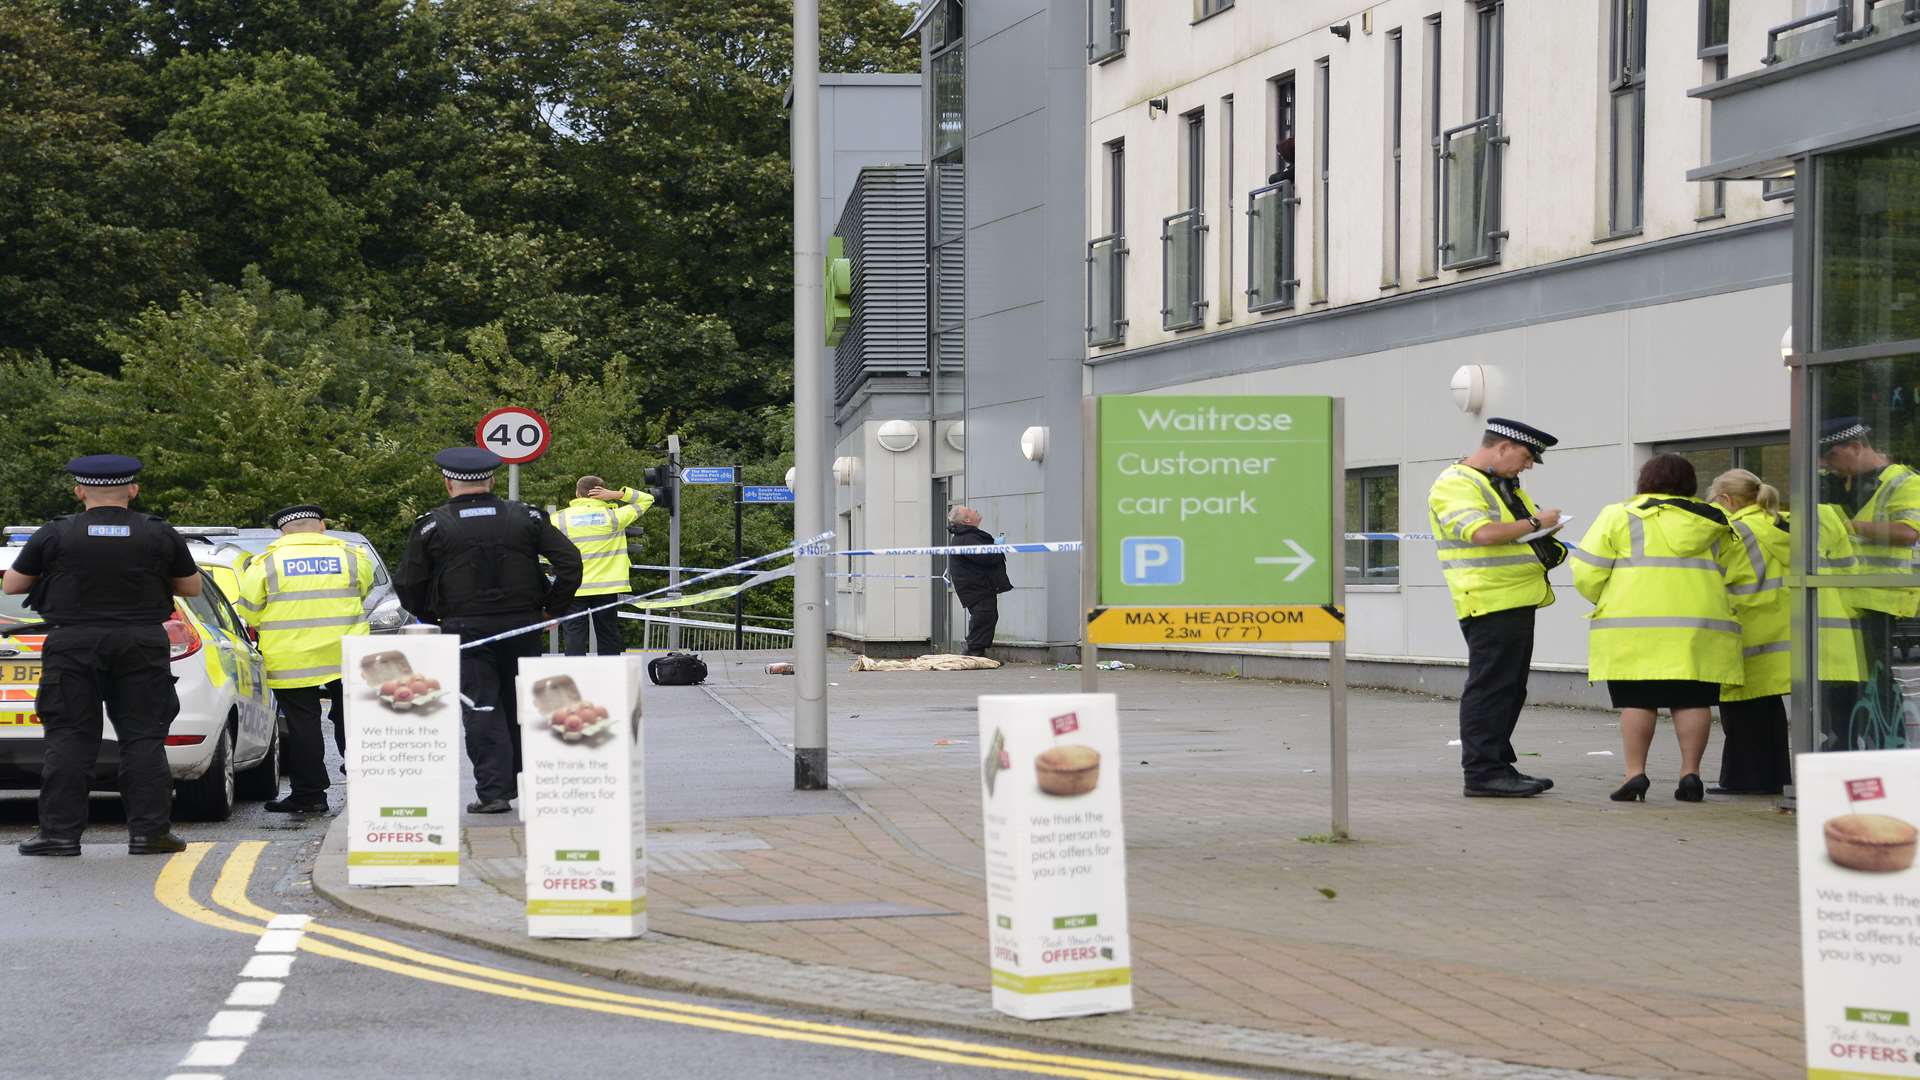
[1099,395,1333,606]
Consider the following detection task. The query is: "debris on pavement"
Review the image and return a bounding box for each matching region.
[851,654,1002,672]
[1053,660,1136,671]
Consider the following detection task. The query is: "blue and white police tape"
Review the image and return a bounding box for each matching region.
[821,540,1083,558]
[633,560,946,581]
[455,531,835,650]
[1344,532,1437,541]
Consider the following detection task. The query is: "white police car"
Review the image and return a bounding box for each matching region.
[0,530,280,821]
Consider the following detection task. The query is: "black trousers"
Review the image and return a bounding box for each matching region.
[36,624,178,839]
[276,682,339,801]
[560,595,624,656]
[447,616,544,803]
[1457,607,1534,783]
[1716,695,1790,793]
[960,592,999,656]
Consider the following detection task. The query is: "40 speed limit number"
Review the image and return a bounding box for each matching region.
[476,406,551,464]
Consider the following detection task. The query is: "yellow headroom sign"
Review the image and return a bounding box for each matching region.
[1086,605,1346,645]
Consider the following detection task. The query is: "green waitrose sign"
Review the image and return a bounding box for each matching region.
[1098,395,1333,606]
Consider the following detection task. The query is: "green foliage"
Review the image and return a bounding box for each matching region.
[0,0,919,621]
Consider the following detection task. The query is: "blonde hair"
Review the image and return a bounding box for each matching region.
[1709,468,1781,518]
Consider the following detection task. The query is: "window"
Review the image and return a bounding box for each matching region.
[1248,75,1298,312]
[1383,29,1403,287]
[1088,140,1127,346]
[1698,1,1729,219]
[1195,0,1233,20]
[1421,15,1442,278]
[1163,110,1207,330]
[929,162,965,415]
[1090,0,1125,63]
[1441,1,1505,269]
[1653,435,1791,504]
[1346,469,1400,586]
[1608,0,1647,236]
[930,3,965,161]
[1311,58,1329,302]
[1217,94,1234,323]
[1698,0,1729,57]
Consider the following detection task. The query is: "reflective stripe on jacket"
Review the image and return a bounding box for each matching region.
[1717,504,1790,701]
[551,488,654,597]
[1570,497,1742,685]
[1816,505,1869,683]
[236,534,375,689]
[1426,462,1554,620]
[1841,463,1920,617]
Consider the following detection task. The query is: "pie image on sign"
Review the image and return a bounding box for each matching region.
[1035,745,1101,797]
[1823,814,1918,873]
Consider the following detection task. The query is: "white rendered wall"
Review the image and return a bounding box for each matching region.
[832,419,933,642]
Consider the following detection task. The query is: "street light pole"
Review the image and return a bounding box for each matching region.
[791,0,829,790]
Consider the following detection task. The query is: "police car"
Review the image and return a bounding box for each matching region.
[0,529,280,821]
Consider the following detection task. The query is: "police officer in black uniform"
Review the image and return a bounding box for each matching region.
[4,456,199,856]
[395,448,582,814]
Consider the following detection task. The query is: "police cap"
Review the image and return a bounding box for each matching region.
[1484,418,1558,463]
[270,504,325,529]
[435,447,502,482]
[67,454,144,486]
[1821,416,1870,448]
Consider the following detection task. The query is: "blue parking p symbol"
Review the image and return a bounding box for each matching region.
[1121,537,1183,585]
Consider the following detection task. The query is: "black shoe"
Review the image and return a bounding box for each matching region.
[1515,773,1554,791]
[1676,774,1705,802]
[1464,776,1545,797]
[265,796,328,814]
[466,799,513,814]
[1609,774,1651,801]
[128,833,188,855]
[18,834,81,857]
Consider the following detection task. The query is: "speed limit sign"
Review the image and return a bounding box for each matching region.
[475,407,551,464]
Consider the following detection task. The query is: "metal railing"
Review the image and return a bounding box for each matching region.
[1160,208,1207,331]
[1086,233,1128,346]
[1088,0,1126,62]
[1859,0,1920,37]
[621,611,794,652]
[1763,4,1852,63]
[1439,114,1506,270]
[1244,180,1299,312]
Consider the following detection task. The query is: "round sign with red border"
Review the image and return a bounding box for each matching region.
[475,407,551,464]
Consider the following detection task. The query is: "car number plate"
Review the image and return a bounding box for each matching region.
[3,660,42,685]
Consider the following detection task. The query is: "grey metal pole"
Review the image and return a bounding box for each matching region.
[508,463,520,503]
[667,433,682,652]
[1329,398,1350,840]
[1080,395,1099,693]
[791,0,829,790]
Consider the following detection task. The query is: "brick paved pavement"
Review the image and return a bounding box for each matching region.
[315,652,1803,1079]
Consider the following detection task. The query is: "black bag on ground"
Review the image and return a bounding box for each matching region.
[648,651,708,686]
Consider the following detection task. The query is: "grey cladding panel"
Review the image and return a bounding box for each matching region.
[834,165,929,405]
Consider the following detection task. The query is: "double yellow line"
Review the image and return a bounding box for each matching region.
[155,843,1241,1080]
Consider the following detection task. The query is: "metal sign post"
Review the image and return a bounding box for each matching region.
[666,434,681,651]
[1081,395,1099,693]
[733,464,745,650]
[1086,393,1350,838]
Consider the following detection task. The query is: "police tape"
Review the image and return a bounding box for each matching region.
[821,541,1083,558]
[631,561,944,581]
[455,531,834,650]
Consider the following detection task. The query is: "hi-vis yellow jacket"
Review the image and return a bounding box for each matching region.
[1426,463,1554,620]
[1815,504,1869,683]
[1571,496,1742,685]
[551,488,655,597]
[236,533,375,689]
[1837,463,1920,618]
[1717,504,1790,701]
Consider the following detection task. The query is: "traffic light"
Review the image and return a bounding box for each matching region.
[643,465,675,514]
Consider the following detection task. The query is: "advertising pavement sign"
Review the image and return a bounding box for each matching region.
[344,634,462,886]
[1797,751,1920,1080]
[518,656,646,938]
[979,693,1132,1020]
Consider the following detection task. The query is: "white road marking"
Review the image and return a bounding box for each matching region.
[266,914,311,930]
[180,1041,247,1067]
[166,1074,225,1080]
[240,954,296,979]
[206,1011,265,1038]
[254,929,304,953]
[226,981,285,1007]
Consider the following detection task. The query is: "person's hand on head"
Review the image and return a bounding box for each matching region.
[586,486,622,501]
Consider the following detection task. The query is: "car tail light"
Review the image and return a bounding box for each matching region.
[164,734,205,746]
[165,611,202,661]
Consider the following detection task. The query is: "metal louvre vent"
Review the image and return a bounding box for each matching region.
[833,165,930,405]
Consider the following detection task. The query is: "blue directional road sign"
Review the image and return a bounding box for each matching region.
[682,467,737,485]
[741,486,796,504]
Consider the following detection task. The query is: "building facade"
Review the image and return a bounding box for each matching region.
[1073,0,1813,698]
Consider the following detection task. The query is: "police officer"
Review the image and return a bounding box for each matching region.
[236,505,374,813]
[551,475,654,655]
[1818,417,1920,748]
[1426,419,1566,798]
[395,448,582,814]
[3,456,199,855]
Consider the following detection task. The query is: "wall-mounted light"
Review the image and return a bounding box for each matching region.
[1450,364,1487,414]
[1147,96,1169,118]
[875,419,919,452]
[784,467,797,490]
[832,456,858,485]
[1020,426,1049,463]
[1329,20,1351,40]
[943,421,966,453]
[1780,324,1794,363]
